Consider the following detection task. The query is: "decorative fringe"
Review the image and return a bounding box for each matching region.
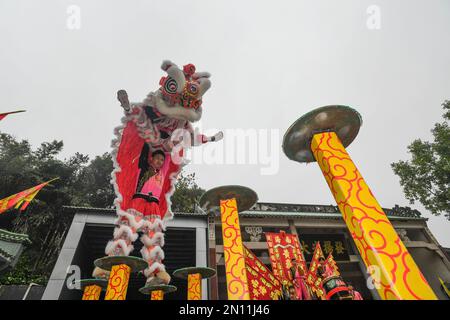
[113,225,139,242]
[144,262,166,277]
[149,246,165,260]
[140,246,165,261]
[114,210,143,230]
[140,232,165,247]
[140,216,166,232]
[105,239,134,256]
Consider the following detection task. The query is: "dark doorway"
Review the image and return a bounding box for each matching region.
[62,225,196,300]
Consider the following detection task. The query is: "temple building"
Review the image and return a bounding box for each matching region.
[41,203,450,300]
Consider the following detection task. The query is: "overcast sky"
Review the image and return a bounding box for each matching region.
[1,0,449,246]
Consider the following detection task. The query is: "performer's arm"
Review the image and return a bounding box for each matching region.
[161,152,172,175]
[170,124,223,149]
[135,144,150,193]
[197,131,224,144]
[185,124,223,146]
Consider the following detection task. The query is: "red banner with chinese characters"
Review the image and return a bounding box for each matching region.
[0,110,25,121]
[265,231,306,284]
[244,245,282,300]
[306,241,326,298]
[0,178,58,214]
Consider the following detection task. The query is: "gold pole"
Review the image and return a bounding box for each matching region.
[187,273,202,300]
[311,131,437,300]
[151,290,164,300]
[82,285,102,300]
[220,198,250,300]
[104,264,131,300]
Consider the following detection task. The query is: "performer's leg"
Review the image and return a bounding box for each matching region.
[139,204,171,285]
[95,208,141,278]
[105,209,141,256]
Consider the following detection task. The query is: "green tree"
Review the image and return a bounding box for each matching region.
[0,133,118,283]
[391,100,450,220]
[70,152,115,208]
[171,172,205,213]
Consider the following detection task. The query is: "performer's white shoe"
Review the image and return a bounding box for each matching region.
[92,266,110,279]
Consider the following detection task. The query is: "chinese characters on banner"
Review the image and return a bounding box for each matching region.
[244,245,282,300]
[265,231,306,284]
[257,230,347,300]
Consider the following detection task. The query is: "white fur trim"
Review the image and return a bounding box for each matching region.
[149,246,164,260]
[113,225,138,242]
[144,262,166,277]
[140,247,154,262]
[114,210,144,230]
[140,232,165,247]
[105,239,134,256]
[140,245,165,261]
[140,217,165,232]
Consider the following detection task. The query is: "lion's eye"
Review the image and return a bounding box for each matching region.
[163,77,178,94]
[188,83,198,95]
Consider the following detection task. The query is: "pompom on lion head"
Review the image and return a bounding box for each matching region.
[144,60,211,122]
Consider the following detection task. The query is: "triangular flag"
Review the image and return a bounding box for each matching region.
[0,178,58,214]
[306,241,326,299]
[325,251,340,276]
[244,245,282,300]
[0,110,26,121]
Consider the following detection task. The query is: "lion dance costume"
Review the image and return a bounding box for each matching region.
[93,60,222,286]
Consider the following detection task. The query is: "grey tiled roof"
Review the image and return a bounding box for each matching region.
[0,229,31,244]
[62,205,205,216]
[62,202,425,221]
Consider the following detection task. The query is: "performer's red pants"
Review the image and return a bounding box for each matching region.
[130,197,161,217]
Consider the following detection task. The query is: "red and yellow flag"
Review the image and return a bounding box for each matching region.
[306,241,327,299]
[0,110,26,121]
[306,241,325,284]
[244,245,282,300]
[265,231,306,284]
[325,251,340,276]
[0,178,58,214]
